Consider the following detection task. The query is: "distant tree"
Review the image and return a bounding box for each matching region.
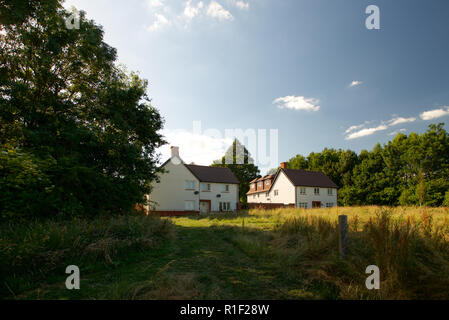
[0,1,165,218]
[211,139,260,206]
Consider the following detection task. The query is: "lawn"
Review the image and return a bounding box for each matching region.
[2,206,449,300]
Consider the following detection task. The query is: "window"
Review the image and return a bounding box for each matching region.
[257,193,260,198]
[251,183,255,189]
[326,203,334,208]
[328,188,333,195]
[265,180,270,185]
[219,202,230,211]
[298,202,308,209]
[222,184,229,192]
[184,200,195,211]
[266,192,269,197]
[314,187,320,195]
[300,187,306,195]
[201,183,211,191]
[185,180,195,189]
[274,190,279,196]
[258,182,263,188]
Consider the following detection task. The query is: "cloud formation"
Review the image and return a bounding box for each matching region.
[420,106,449,120]
[147,13,171,31]
[207,1,233,20]
[349,80,362,88]
[345,124,388,140]
[388,116,416,126]
[273,95,320,112]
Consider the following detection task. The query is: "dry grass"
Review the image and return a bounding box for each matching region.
[263,206,449,299]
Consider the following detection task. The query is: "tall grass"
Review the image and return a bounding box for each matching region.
[0,214,174,299]
[270,207,449,299]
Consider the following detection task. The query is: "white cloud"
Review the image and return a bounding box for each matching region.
[349,80,362,88]
[273,95,320,112]
[420,106,449,120]
[158,129,233,166]
[345,124,388,140]
[207,1,233,20]
[147,0,164,8]
[345,123,365,134]
[234,1,249,10]
[388,116,416,126]
[388,128,406,136]
[147,13,171,31]
[184,0,204,20]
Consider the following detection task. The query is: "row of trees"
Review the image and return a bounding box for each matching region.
[286,123,449,206]
[1,1,165,218]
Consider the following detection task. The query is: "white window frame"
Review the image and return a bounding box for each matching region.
[314,187,320,195]
[328,188,333,195]
[300,187,306,195]
[298,202,308,209]
[222,184,229,192]
[274,189,278,196]
[201,183,211,191]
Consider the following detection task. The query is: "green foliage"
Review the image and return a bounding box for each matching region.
[211,139,260,206]
[287,124,449,206]
[0,213,173,298]
[0,1,165,218]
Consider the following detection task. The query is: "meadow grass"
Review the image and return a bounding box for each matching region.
[2,206,448,299]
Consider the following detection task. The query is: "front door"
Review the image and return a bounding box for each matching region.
[312,201,321,208]
[200,200,210,213]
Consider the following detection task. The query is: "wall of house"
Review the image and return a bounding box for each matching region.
[248,171,295,205]
[295,187,337,208]
[149,156,200,211]
[199,183,239,211]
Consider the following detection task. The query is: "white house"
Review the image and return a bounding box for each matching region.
[147,146,240,215]
[247,162,338,209]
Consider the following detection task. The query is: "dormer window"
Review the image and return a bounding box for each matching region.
[265,180,270,185]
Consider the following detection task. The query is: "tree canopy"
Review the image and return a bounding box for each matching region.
[0,1,165,218]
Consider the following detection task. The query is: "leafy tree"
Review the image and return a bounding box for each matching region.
[211,139,260,206]
[0,1,165,218]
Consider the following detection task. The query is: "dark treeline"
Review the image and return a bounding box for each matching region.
[287,123,449,207]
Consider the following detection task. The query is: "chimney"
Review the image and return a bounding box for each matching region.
[280,162,287,169]
[170,146,179,158]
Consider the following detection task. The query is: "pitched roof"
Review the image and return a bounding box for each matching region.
[282,168,338,188]
[185,164,240,184]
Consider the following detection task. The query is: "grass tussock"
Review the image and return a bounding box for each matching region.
[0,214,174,299]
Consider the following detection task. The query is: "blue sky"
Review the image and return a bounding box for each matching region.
[64,0,449,172]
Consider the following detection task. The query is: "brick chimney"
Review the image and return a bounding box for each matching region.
[170,146,179,158]
[280,162,287,169]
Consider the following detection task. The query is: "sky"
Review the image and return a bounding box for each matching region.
[63,0,449,173]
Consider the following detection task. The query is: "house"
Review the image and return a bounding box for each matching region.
[147,146,240,215]
[247,162,338,209]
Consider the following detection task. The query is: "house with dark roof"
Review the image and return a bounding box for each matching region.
[147,146,240,215]
[247,162,338,209]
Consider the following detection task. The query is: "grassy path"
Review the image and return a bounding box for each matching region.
[18,215,313,299]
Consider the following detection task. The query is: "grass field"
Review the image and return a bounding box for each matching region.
[2,206,449,300]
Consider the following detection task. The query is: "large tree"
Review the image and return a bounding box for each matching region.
[211,139,260,206]
[0,1,165,218]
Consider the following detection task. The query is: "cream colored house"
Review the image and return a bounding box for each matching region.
[148,146,240,215]
[247,162,338,209]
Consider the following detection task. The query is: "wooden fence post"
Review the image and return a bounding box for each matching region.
[338,215,348,258]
